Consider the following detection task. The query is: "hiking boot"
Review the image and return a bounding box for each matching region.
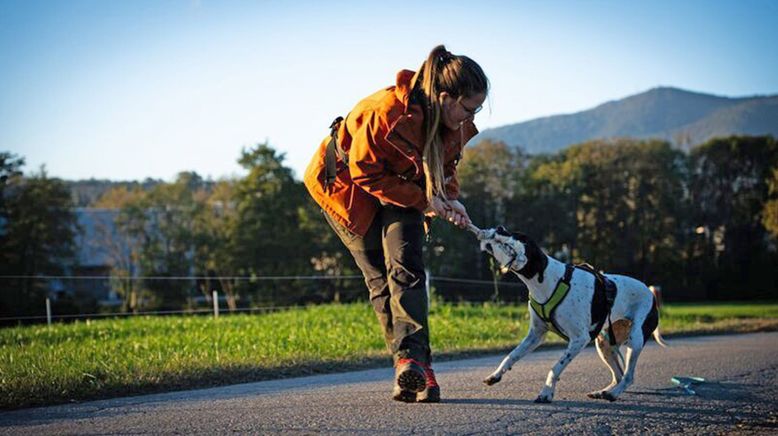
[416,362,441,403]
[391,383,417,402]
[392,358,426,402]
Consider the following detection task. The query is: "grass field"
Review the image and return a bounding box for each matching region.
[1,301,777,409]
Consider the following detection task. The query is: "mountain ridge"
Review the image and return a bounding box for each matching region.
[476,87,778,153]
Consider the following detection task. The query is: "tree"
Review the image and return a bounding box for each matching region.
[0,163,78,317]
[0,152,24,205]
[689,135,778,298]
[113,172,208,310]
[93,185,146,208]
[231,144,321,305]
[193,179,241,310]
[763,168,778,239]
[518,140,688,297]
[92,186,147,312]
[522,152,581,259]
[146,172,206,309]
[0,152,24,242]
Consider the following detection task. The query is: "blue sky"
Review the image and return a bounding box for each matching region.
[2,0,777,181]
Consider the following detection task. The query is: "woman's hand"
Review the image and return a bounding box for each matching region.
[424,197,470,229]
[444,199,471,228]
[423,196,450,218]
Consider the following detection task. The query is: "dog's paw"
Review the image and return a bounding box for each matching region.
[601,391,618,402]
[534,387,554,403]
[587,390,605,399]
[483,374,502,386]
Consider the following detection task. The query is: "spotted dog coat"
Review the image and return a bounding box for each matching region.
[478,226,666,402]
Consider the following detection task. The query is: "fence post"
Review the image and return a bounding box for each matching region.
[46,297,52,326]
[212,290,219,318]
[425,268,431,302]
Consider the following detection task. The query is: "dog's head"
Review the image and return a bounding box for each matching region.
[479,226,528,274]
[478,226,547,282]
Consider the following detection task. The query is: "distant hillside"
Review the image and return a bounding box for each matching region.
[476,87,778,153]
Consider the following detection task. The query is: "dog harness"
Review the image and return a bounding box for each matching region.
[578,263,619,345]
[529,264,574,340]
[530,264,617,343]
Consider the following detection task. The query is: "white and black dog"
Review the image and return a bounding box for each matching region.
[474,225,666,402]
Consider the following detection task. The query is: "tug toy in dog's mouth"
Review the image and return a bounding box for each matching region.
[466,223,492,241]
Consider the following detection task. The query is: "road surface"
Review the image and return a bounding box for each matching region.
[2,332,777,435]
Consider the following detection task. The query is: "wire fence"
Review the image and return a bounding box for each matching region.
[0,273,528,325]
[0,275,365,281]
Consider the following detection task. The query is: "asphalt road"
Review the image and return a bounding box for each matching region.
[2,332,777,435]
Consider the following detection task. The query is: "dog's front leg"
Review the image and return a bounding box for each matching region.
[484,325,546,386]
[535,335,589,403]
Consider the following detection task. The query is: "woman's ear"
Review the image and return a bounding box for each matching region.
[438,91,451,105]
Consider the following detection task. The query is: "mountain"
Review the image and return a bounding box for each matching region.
[476,87,778,153]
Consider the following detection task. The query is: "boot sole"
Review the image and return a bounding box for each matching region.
[417,386,441,403]
[392,389,417,403]
[397,367,427,393]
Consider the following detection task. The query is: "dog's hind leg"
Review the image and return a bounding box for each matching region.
[588,335,623,399]
[600,325,646,401]
[535,335,589,403]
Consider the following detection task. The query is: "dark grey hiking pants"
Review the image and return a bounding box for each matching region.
[323,205,430,365]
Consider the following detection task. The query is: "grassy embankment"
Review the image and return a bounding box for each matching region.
[1,301,777,409]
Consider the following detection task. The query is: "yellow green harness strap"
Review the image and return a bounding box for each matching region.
[529,264,575,340]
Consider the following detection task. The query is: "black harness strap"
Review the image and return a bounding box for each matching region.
[529,262,617,343]
[577,263,618,343]
[604,280,617,345]
[324,116,345,191]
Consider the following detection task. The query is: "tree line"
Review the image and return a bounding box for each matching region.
[1,135,777,317]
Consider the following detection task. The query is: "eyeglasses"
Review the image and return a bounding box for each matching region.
[458,98,483,116]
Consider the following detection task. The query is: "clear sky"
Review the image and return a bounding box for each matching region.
[2,0,777,181]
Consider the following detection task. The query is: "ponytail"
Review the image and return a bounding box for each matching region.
[411,45,489,204]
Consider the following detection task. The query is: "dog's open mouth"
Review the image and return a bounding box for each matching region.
[480,234,520,272]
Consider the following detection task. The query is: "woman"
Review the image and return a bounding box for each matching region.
[304,44,488,403]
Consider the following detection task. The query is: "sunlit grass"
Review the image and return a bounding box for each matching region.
[1,301,776,409]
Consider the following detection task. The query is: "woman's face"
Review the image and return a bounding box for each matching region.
[440,91,486,130]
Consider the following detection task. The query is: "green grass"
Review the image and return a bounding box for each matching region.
[1,301,777,409]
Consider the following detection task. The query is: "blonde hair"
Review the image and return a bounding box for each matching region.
[412,45,489,204]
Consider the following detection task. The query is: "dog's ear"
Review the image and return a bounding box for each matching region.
[512,232,530,243]
[496,226,511,237]
[515,235,548,283]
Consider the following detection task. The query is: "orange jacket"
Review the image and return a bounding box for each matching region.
[304,70,478,236]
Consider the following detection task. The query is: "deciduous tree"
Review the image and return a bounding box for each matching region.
[0,162,78,317]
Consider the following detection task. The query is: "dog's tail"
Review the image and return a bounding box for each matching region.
[652,326,668,348]
[648,285,668,348]
[648,285,663,310]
